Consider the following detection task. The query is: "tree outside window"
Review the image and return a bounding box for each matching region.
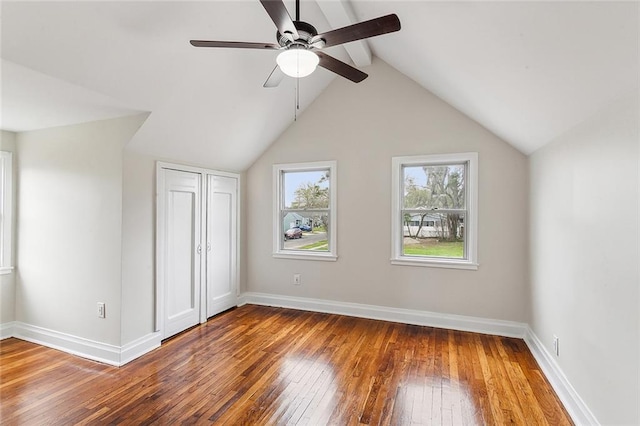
[273,161,337,261]
[392,153,478,270]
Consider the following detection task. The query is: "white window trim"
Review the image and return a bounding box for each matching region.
[391,152,478,270]
[273,161,337,261]
[0,151,13,275]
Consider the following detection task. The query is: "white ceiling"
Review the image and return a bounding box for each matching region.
[2,1,638,170]
[354,1,640,155]
[1,59,143,132]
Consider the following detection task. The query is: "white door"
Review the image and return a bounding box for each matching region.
[206,175,238,318]
[158,169,202,339]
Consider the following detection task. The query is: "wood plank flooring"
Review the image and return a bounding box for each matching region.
[0,305,572,425]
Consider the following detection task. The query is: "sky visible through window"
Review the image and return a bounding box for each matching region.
[403,164,465,192]
[284,170,328,209]
[403,166,427,189]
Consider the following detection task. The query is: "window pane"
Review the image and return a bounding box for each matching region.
[403,164,465,209]
[402,212,465,259]
[0,152,11,268]
[283,212,329,251]
[283,170,329,209]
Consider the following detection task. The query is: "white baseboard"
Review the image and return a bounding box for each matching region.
[0,321,16,340]
[3,295,597,426]
[239,292,597,426]
[10,322,160,367]
[14,322,121,366]
[238,292,527,338]
[524,328,599,425]
[120,332,161,366]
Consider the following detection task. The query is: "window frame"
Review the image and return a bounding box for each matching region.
[0,151,13,275]
[273,160,337,261]
[391,152,478,270]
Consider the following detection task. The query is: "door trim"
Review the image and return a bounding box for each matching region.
[155,161,241,336]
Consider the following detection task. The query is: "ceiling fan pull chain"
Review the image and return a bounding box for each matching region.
[294,78,301,121]
[189,1,400,86]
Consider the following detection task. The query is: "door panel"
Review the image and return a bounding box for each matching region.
[206,175,238,318]
[161,169,201,339]
[167,191,196,319]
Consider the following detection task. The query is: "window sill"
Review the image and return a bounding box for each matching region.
[273,252,338,262]
[391,258,478,270]
[0,266,15,275]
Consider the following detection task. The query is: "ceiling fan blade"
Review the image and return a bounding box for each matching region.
[259,0,299,41]
[190,40,280,49]
[263,65,285,88]
[316,52,367,83]
[311,14,401,48]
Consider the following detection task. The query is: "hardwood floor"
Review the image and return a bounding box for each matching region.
[0,305,572,425]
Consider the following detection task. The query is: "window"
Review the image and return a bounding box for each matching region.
[0,151,13,274]
[391,153,478,270]
[273,161,337,261]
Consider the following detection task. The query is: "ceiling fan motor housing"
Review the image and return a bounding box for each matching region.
[277,21,318,48]
[189,0,401,85]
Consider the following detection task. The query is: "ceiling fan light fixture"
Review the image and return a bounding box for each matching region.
[276,47,319,78]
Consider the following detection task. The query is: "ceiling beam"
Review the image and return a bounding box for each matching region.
[315,0,372,67]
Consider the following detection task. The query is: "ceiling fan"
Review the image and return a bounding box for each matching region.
[190,0,401,87]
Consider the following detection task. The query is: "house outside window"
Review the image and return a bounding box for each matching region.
[391,153,478,270]
[273,161,337,261]
[0,151,13,274]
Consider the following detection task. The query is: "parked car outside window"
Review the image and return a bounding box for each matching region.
[284,228,303,240]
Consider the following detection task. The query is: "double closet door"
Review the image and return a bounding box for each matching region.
[156,163,239,340]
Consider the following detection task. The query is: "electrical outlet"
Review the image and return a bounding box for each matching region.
[553,335,559,356]
[97,302,106,318]
[293,274,301,285]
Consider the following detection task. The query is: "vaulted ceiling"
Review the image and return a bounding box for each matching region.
[2,1,638,171]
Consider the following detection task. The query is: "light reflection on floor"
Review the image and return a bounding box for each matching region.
[393,377,480,425]
[264,355,337,424]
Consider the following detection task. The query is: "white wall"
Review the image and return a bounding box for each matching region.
[120,152,245,345]
[245,58,530,322]
[120,150,156,344]
[0,130,17,326]
[529,95,639,425]
[16,115,146,346]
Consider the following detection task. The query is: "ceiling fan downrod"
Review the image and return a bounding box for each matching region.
[189,0,401,86]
